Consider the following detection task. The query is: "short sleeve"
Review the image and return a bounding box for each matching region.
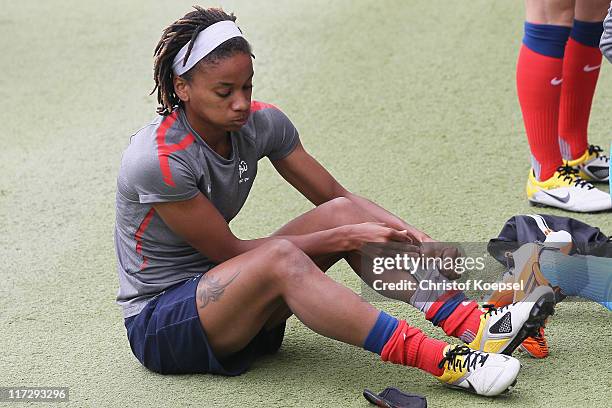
[255,106,300,161]
[119,150,200,204]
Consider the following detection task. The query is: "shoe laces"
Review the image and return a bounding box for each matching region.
[556,165,593,190]
[438,345,489,372]
[481,303,510,318]
[588,145,609,163]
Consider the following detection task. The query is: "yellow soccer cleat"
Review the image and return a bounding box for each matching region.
[526,166,611,212]
[565,144,609,183]
[437,345,521,397]
[467,286,555,355]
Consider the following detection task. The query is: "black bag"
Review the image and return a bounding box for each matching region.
[363,387,427,408]
[487,214,612,266]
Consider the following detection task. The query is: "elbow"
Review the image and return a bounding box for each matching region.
[207,238,245,264]
[206,252,232,264]
[195,237,244,264]
[208,245,238,264]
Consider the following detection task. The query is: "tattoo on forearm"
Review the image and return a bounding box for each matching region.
[197,270,240,309]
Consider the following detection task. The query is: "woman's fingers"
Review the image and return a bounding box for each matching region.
[388,229,412,242]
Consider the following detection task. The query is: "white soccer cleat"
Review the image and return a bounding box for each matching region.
[526,166,611,212]
[437,345,521,397]
[467,285,556,355]
[566,144,609,183]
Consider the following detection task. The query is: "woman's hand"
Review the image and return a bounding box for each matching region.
[341,222,413,251]
[404,225,434,243]
[419,242,464,280]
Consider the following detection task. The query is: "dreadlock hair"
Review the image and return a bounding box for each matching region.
[152,6,252,116]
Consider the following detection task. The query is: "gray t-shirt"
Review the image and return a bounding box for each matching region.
[601,3,612,63]
[115,101,299,317]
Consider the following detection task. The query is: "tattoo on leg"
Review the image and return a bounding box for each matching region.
[197,270,240,309]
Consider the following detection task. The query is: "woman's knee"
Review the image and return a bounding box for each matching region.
[574,0,610,22]
[526,0,575,25]
[324,196,353,213]
[262,239,317,285]
[321,196,369,225]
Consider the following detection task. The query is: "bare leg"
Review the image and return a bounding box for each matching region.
[266,198,464,329]
[197,239,379,357]
[526,0,576,25]
[273,197,419,301]
[524,0,609,27]
[262,197,418,330]
[575,0,610,21]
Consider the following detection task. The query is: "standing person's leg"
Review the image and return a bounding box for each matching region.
[520,1,611,211]
[519,0,574,183]
[559,0,610,181]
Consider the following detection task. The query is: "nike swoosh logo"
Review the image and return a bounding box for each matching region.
[550,77,563,86]
[540,189,570,203]
[461,301,471,307]
[583,64,601,72]
[588,166,609,179]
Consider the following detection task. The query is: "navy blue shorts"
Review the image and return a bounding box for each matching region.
[124,274,285,375]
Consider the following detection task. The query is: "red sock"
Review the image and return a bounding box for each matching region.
[516,44,564,180]
[425,299,483,343]
[558,38,602,160]
[380,320,447,376]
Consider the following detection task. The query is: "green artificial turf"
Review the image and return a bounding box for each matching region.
[1,0,611,406]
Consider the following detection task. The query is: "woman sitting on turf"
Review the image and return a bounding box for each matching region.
[114,6,555,397]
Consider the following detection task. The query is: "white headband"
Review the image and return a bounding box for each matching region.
[172,20,244,76]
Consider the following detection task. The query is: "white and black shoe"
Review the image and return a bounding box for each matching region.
[436,345,521,397]
[526,166,611,212]
[466,285,556,355]
[567,144,609,183]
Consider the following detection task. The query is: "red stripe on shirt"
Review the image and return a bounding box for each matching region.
[156,112,195,186]
[135,208,155,270]
[250,100,277,112]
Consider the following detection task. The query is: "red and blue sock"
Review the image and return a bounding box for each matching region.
[363,311,447,376]
[558,20,604,160]
[517,22,571,181]
[423,291,483,344]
